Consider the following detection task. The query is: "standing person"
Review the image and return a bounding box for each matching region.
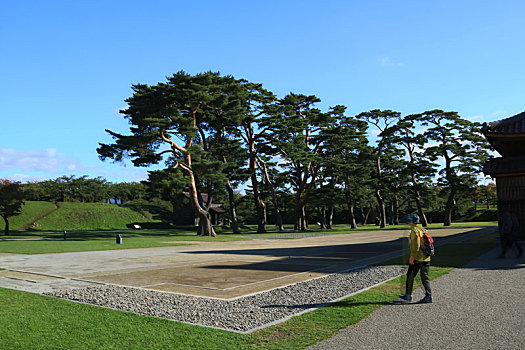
[398,214,433,303]
[498,211,523,259]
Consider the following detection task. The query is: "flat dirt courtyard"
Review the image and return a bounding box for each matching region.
[0,227,496,299]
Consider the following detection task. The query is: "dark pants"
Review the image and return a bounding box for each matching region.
[406,261,431,297]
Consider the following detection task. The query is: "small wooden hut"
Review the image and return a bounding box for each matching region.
[482,111,525,239]
[172,192,226,226]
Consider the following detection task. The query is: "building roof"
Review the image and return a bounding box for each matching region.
[483,156,525,177]
[182,192,224,204]
[482,111,525,156]
[482,111,525,134]
[209,206,227,214]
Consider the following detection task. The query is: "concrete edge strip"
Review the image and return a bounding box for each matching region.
[3,269,67,280]
[5,276,38,283]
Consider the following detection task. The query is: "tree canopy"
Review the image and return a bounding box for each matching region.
[86,71,496,234]
[0,179,25,235]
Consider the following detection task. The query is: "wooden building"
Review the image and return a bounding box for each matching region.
[172,192,226,226]
[482,111,525,239]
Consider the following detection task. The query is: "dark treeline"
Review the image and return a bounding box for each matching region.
[20,175,497,232]
[23,176,146,204]
[23,71,497,236]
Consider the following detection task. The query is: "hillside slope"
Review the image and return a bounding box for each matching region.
[29,202,160,231]
[0,201,57,231]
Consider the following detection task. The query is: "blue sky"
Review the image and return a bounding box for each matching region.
[1,0,524,183]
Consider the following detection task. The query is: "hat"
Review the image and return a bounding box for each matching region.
[406,214,420,224]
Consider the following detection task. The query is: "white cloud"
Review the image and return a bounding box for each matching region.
[3,173,49,183]
[377,57,403,67]
[0,148,102,178]
[0,148,64,172]
[468,115,484,121]
[469,111,508,124]
[0,148,161,183]
[491,110,507,117]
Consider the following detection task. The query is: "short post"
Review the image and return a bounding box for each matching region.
[63,231,67,240]
[116,234,122,244]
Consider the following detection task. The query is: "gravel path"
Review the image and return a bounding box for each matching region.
[45,265,405,333]
[308,247,525,350]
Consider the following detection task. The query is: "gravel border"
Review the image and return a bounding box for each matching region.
[45,265,405,333]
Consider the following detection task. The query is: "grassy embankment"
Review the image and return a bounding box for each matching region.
[0,231,497,349]
[0,201,57,231]
[32,202,159,231]
[1,201,161,233]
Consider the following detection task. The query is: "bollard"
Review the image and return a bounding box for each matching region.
[116,234,122,244]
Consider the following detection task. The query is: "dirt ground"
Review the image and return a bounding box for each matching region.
[0,226,496,299]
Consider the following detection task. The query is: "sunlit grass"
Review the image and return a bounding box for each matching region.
[1,221,497,254]
[0,201,56,231]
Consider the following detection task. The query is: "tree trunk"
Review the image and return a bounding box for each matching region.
[375,190,387,228]
[294,202,300,231]
[2,216,9,235]
[347,202,357,229]
[443,191,456,226]
[392,195,400,225]
[196,211,216,236]
[274,206,284,231]
[363,205,372,226]
[225,180,240,234]
[258,199,267,233]
[302,205,308,230]
[257,156,284,231]
[387,201,394,225]
[250,162,266,233]
[184,157,215,236]
[245,126,267,234]
[326,204,334,229]
[318,207,326,229]
[344,178,357,229]
[294,200,307,231]
[415,193,428,227]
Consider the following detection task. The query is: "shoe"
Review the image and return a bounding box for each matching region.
[418,296,433,303]
[398,295,413,302]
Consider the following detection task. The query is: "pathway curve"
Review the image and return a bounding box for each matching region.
[308,247,525,350]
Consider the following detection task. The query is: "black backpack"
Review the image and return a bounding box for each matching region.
[421,231,435,257]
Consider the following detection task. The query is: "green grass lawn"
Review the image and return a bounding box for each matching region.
[235,221,497,234]
[0,231,497,349]
[0,201,57,231]
[0,228,248,254]
[0,222,497,254]
[0,221,497,255]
